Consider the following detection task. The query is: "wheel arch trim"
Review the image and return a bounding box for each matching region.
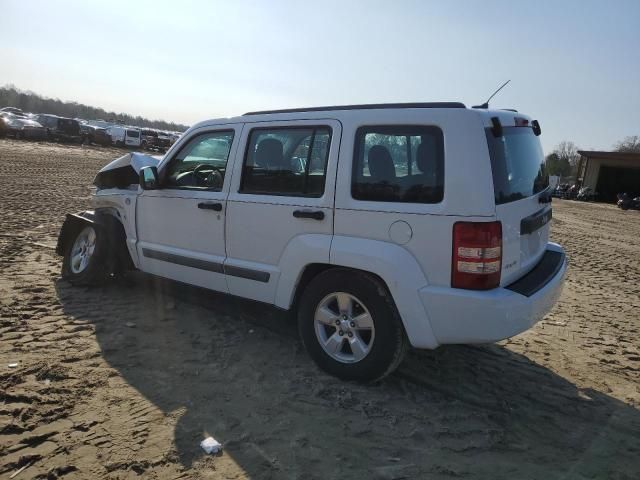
[56,210,134,273]
[328,236,439,349]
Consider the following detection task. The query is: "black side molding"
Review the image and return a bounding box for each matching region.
[506,250,565,297]
[143,248,224,273]
[142,248,270,283]
[225,265,270,283]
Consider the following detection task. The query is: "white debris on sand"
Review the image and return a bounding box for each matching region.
[200,436,223,454]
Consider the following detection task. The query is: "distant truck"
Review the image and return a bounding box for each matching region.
[140,129,171,153]
[35,114,82,142]
[107,126,142,147]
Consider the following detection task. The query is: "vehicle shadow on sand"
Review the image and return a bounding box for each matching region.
[55,274,640,479]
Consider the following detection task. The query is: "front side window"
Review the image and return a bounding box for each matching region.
[164,131,234,190]
[352,125,444,203]
[240,127,331,197]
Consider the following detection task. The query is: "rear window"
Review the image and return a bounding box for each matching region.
[486,127,548,204]
[127,130,140,138]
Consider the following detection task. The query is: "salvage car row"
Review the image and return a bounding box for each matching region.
[0,107,182,152]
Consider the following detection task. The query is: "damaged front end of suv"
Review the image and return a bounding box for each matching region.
[56,152,162,284]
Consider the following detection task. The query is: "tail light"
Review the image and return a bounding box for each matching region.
[452,221,502,290]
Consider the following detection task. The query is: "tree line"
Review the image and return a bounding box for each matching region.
[545,135,640,178]
[0,85,188,132]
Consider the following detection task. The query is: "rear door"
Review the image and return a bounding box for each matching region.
[486,122,551,285]
[225,119,341,304]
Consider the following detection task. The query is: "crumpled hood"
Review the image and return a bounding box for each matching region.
[98,152,161,174]
[94,152,162,189]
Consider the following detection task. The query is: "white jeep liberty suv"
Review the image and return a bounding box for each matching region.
[57,102,567,381]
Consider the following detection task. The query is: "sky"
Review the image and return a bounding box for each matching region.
[1,0,639,153]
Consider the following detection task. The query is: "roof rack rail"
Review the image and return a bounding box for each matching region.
[501,108,518,112]
[243,102,466,116]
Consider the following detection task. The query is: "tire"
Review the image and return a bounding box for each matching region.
[298,268,407,382]
[61,225,108,286]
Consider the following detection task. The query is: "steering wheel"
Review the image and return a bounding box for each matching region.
[192,164,223,189]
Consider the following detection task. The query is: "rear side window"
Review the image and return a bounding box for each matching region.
[486,127,549,204]
[352,125,444,203]
[241,127,331,197]
[127,130,140,138]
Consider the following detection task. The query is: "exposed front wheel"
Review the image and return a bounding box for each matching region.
[298,268,407,382]
[61,225,108,286]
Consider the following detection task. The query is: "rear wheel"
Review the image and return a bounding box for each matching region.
[298,268,407,382]
[62,225,108,286]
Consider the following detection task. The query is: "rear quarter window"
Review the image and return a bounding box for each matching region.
[352,125,444,204]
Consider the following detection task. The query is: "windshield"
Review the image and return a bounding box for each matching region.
[486,127,548,204]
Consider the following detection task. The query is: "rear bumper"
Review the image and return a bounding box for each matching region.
[420,242,567,345]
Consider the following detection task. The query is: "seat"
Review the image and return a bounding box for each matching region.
[255,138,286,170]
[401,141,442,202]
[414,142,437,186]
[368,145,396,182]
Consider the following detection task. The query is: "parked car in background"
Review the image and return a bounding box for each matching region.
[35,114,82,142]
[91,127,113,147]
[616,192,640,210]
[576,186,597,202]
[0,107,26,116]
[552,183,570,198]
[141,128,171,153]
[79,123,112,146]
[107,126,142,147]
[168,131,181,145]
[0,112,47,140]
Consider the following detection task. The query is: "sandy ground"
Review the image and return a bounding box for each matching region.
[0,138,639,480]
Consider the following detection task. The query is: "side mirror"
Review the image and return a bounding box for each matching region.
[139,166,159,190]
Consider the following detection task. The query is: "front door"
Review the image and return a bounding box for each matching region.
[225,119,341,304]
[136,125,242,293]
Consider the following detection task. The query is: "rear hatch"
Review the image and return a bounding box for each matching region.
[485,115,551,285]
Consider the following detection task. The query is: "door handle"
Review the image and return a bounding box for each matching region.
[293,209,325,220]
[198,202,223,211]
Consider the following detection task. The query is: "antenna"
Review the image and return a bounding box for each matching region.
[473,80,511,109]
